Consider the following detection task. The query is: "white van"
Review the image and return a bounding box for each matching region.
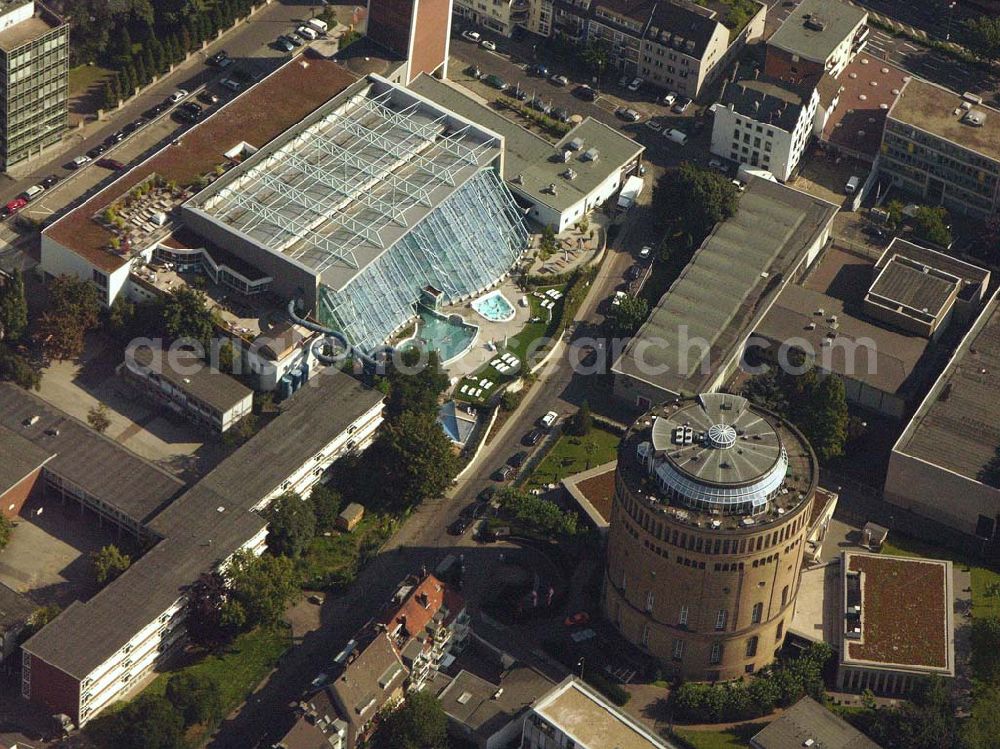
[845,175,861,194]
[307,18,328,35]
[21,184,44,201]
[296,25,318,41]
[665,128,688,145]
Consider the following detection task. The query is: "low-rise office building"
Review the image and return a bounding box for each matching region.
[409,74,644,232]
[123,343,254,434]
[522,677,678,748]
[0,1,68,173]
[20,370,384,726]
[711,75,819,181]
[885,289,1000,541]
[879,77,1000,218]
[612,178,837,407]
[765,0,868,81]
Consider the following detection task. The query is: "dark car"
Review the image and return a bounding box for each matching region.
[492,464,514,482]
[551,107,570,123]
[124,117,147,134]
[465,64,483,79]
[508,451,529,468]
[0,205,10,219]
[199,91,220,105]
[528,63,550,77]
[448,516,471,535]
[41,174,60,189]
[208,51,229,66]
[573,84,597,101]
[523,428,543,446]
[528,97,551,114]
[86,144,106,159]
[275,36,295,52]
[96,158,125,170]
[477,486,496,503]
[626,264,641,282]
[103,130,125,146]
[506,86,528,101]
[483,74,507,90]
[145,102,169,118]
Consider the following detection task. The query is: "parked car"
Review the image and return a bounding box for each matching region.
[168,89,189,103]
[551,107,570,123]
[199,90,220,104]
[645,119,663,132]
[208,51,229,66]
[483,74,507,90]
[529,97,551,114]
[708,158,726,172]
[672,97,691,114]
[97,158,126,170]
[145,102,169,118]
[103,130,124,146]
[528,63,550,77]
[506,86,528,101]
[492,464,514,482]
[275,35,295,52]
[618,74,630,87]
[461,30,481,42]
[69,155,90,169]
[845,175,861,194]
[220,78,241,92]
[523,428,543,446]
[125,117,147,134]
[573,84,597,101]
[182,101,203,114]
[626,264,641,282]
[5,197,27,214]
[465,64,483,79]
[477,486,497,503]
[615,107,641,122]
[638,245,652,262]
[285,32,304,47]
[508,451,529,468]
[86,144,106,159]
[448,516,471,535]
[627,77,643,92]
[41,174,60,189]
[20,184,44,202]
[539,411,558,429]
[480,39,496,51]
[549,74,569,87]
[660,91,677,106]
[296,25,318,41]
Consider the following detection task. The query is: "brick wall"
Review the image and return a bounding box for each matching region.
[26,653,80,727]
[1,467,42,519]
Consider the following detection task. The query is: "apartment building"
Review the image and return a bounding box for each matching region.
[123,343,254,434]
[454,0,522,36]
[0,0,68,172]
[765,0,867,81]
[379,573,469,691]
[879,77,1000,218]
[711,75,818,181]
[21,370,384,726]
[549,0,765,99]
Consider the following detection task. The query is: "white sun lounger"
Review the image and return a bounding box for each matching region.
[474,389,483,397]
[483,381,493,390]
[460,385,469,394]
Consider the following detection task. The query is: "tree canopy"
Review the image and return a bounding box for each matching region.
[496,487,578,537]
[964,16,1000,61]
[92,544,131,586]
[0,269,28,342]
[606,294,649,337]
[366,410,460,508]
[382,348,450,420]
[911,205,952,248]
[85,693,184,749]
[653,162,741,239]
[185,571,235,649]
[375,690,449,749]
[160,286,216,345]
[309,483,343,533]
[165,671,223,727]
[265,492,316,559]
[0,343,41,390]
[34,275,101,360]
[227,550,299,628]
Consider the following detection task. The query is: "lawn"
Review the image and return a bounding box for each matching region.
[672,723,767,749]
[296,515,396,590]
[146,625,290,711]
[68,64,114,96]
[525,426,620,489]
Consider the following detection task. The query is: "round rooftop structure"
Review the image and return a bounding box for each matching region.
[642,393,789,515]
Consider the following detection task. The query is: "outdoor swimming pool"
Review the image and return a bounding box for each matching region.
[471,290,516,323]
[402,307,478,364]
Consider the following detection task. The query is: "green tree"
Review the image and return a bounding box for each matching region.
[228,550,298,627]
[309,483,343,533]
[87,402,112,433]
[570,399,592,437]
[339,29,362,48]
[580,40,609,78]
[911,205,952,247]
[18,603,61,645]
[0,515,11,549]
[165,672,223,727]
[0,343,41,390]
[160,285,215,345]
[964,686,1000,749]
[964,16,1000,61]
[35,275,101,360]
[606,293,648,336]
[971,616,1000,682]
[102,78,120,110]
[885,199,904,230]
[85,693,184,749]
[794,372,849,462]
[93,544,131,586]
[496,487,577,536]
[185,571,236,648]
[0,269,28,342]
[653,162,741,240]
[264,492,316,558]
[113,27,134,66]
[375,690,448,749]
[383,348,449,420]
[366,410,460,508]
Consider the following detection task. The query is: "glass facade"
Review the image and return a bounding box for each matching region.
[317,167,527,353]
[0,16,68,170]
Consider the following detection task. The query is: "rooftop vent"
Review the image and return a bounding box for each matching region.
[560,149,572,162]
[963,91,984,105]
[804,15,825,31]
[963,110,986,127]
[563,168,578,180]
[583,147,600,162]
[546,183,557,195]
[568,137,585,151]
[22,415,39,427]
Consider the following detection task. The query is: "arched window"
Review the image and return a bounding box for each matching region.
[751,602,763,624]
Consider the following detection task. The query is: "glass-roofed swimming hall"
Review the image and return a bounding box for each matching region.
[183,74,528,354]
